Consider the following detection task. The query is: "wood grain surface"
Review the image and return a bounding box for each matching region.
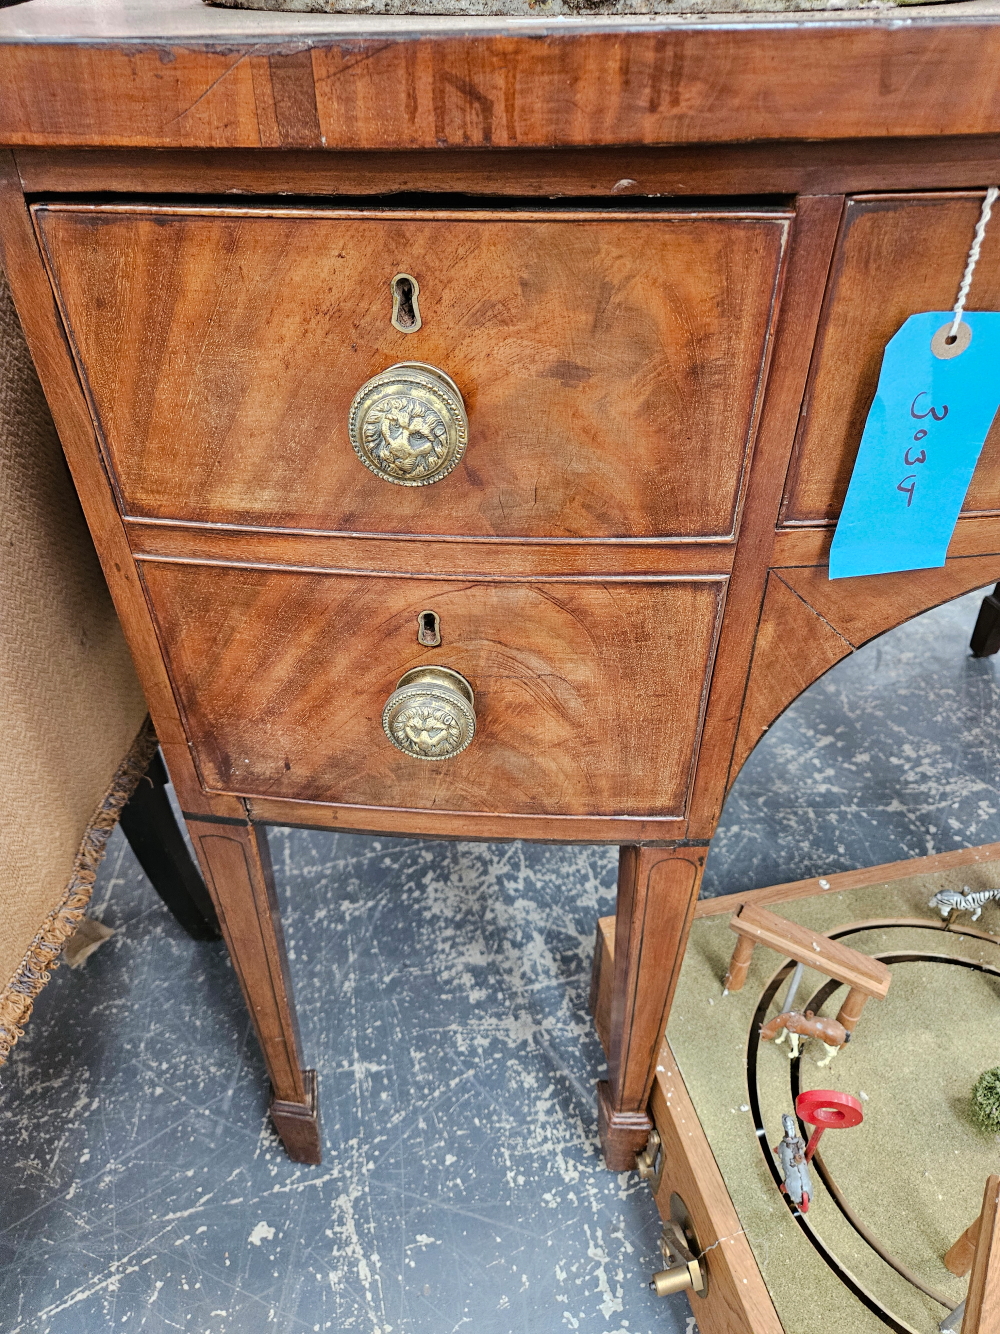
[730,555,1000,787]
[772,512,1000,567]
[139,560,726,818]
[598,845,706,1167]
[191,818,322,1161]
[241,793,689,842]
[946,1215,982,1278]
[125,521,738,578]
[192,821,307,1103]
[590,916,615,1055]
[685,194,844,837]
[35,203,787,542]
[778,555,1000,646]
[651,1044,783,1334]
[18,137,1000,201]
[728,902,891,996]
[0,154,239,821]
[784,191,1000,525]
[695,838,1000,919]
[729,569,853,783]
[963,1176,1000,1334]
[650,1040,789,1334]
[7,18,1000,152]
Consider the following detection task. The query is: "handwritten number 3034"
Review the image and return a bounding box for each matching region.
[897,392,948,506]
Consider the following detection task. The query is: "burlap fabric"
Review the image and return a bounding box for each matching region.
[0,264,150,1062]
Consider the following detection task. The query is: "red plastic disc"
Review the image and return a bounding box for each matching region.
[795,1089,864,1129]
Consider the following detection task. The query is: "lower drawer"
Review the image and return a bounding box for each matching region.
[140,562,726,819]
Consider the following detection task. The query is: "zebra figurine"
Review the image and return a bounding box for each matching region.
[928,887,1000,922]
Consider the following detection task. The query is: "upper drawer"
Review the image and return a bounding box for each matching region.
[784,191,1000,525]
[35,203,789,541]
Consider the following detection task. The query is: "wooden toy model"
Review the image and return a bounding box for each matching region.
[725,902,892,1034]
[593,846,1000,1333]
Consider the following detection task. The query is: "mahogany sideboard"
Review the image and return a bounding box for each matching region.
[4,0,1000,1180]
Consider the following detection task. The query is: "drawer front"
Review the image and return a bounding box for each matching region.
[37,204,788,540]
[139,563,725,819]
[784,191,1000,525]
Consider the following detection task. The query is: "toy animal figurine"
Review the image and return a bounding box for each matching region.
[929,887,1000,922]
[760,1009,850,1066]
[774,1113,812,1213]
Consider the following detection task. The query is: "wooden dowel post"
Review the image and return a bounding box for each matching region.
[962,1175,1000,1334]
[724,934,755,992]
[836,986,869,1034]
[946,1218,982,1278]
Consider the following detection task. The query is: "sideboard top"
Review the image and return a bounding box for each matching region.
[4,0,1000,38]
[3,0,1000,151]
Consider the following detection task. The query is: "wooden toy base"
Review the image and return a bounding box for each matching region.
[592,844,1000,1334]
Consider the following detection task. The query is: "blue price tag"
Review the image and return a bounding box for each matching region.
[829,311,1000,580]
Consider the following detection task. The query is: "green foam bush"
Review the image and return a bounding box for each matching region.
[972,1068,1000,1134]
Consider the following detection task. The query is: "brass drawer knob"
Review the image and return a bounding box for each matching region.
[382,666,476,760]
[348,362,468,486]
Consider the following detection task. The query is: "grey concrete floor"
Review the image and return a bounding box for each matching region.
[2,586,999,1334]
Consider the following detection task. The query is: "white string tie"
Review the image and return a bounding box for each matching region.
[949,186,1000,339]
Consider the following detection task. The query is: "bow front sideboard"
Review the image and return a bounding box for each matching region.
[4,0,1000,1191]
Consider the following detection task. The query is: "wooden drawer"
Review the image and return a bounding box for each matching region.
[138,561,726,819]
[783,191,1000,525]
[36,203,788,541]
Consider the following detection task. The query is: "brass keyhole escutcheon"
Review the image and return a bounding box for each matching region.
[390,273,422,333]
[382,666,475,761]
[417,610,441,647]
[348,362,468,487]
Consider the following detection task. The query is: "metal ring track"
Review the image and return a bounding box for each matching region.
[746,921,1000,1333]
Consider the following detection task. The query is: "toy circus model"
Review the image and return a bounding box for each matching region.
[591,844,1000,1332]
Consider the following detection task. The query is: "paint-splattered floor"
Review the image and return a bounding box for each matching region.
[1,587,999,1334]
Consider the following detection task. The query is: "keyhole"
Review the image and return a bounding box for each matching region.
[417,610,441,647]
[395,278,416,325]
[391,274,422,333]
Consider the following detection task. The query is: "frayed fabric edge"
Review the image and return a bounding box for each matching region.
[0,717,158,1065]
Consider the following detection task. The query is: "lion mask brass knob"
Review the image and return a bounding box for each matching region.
[349,362,468,486]
[383,667,476,761]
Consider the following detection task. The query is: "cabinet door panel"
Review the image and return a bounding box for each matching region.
[36,204,787,540]
[140,562,725,819]
[784,192,1000,525]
